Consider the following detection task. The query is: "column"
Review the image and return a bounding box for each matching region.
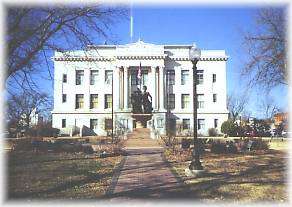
[158,66,165,111]
[124,67,129,109]
[153,67,158,110]
[100,68,105,110]
[149,66,157,110]
[113,66,119,110]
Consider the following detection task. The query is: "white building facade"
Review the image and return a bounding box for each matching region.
[52,40,229,137]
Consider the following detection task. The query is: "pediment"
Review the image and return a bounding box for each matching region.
[116,39,164,57]
[121,39,159,48]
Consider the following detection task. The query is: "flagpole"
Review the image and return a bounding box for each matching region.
[130,1,133,43]
[138,62,142,90]
[140,70,142,90]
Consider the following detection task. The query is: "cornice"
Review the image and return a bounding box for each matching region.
[169,57,228,61]
[53,56,114,62]
[53,55,167,61]
[117,55,166,60]
[53,55,228,62]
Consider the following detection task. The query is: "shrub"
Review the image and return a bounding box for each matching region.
[181,138,191,149]
[249,139,269,150]
[210,140,238,154]
[209,138,269,154]
[226,140,238,153]
[82,144,94,154]
[210,141,226,153]
[14,139,33,151]
[26,125,60,138]
[221,120,237,136]
[208,128,218,137]
[234,139,247,152]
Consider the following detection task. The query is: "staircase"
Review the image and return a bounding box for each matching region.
[125,128,160,148]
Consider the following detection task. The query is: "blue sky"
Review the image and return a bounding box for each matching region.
[23,5,287,118]
[112,5,287,118]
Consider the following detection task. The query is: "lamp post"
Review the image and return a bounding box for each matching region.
[111,70,114,143]
[188,43,203,171]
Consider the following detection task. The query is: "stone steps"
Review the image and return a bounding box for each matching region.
[125,128,159,148]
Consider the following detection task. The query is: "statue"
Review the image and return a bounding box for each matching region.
[131,88,142,114]
[131,86,153,114]
[142,85,153,114]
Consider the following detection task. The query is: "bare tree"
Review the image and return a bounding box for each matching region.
[6,5,127,93]
[242,8,287,91]
[227,94,248,122]
[6,91,51,130]
[258,95,279,119]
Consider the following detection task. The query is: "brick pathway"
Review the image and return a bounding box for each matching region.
[108,128,190,199]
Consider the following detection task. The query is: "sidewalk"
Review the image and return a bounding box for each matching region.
[107,128,190,199]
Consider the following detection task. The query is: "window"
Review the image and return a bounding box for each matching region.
[168,94,175,109]
[141,70,148,86]
[75,94,84,109]
[181,94,190,109]
[90,70,99,85]
[105,70,113,84]
[197,70,204,85]
[213,94,217,103]
[63,74,67,83]
[105,94,112,109]
[182,119,190,130]
[198,119,205,130]
[90,119,98,130]
[197,94,204,109]
[76,70,84,85]
[90,94,98,109]
[62,119,66,128]
[131,70,138,85]
[157,118,164,128]
[181,70,189,85]
[62,94,67,103]
[167,70,175,85]
[212,74,216,83]
[214,119,218,128]
[105,119,112,130]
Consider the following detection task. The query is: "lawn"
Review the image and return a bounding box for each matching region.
[7,151,122,200]
[164,149,288,203]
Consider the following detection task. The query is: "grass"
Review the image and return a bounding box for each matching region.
[7,151,122,200]
[268,139,289,151]
[164,148,288,203]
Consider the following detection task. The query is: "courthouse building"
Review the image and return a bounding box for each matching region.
[51,40,229,137]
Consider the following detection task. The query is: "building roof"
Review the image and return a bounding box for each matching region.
[53,40,229,61]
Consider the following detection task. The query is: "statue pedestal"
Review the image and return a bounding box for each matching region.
[132,114,153,128]
[136,121,144,128]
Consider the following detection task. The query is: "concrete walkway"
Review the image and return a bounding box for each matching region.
[108,128,190,199]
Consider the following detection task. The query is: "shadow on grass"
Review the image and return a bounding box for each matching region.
[179,156,287,200]
[8,169,113,199]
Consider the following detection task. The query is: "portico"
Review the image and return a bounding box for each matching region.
[117,65,165,112]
